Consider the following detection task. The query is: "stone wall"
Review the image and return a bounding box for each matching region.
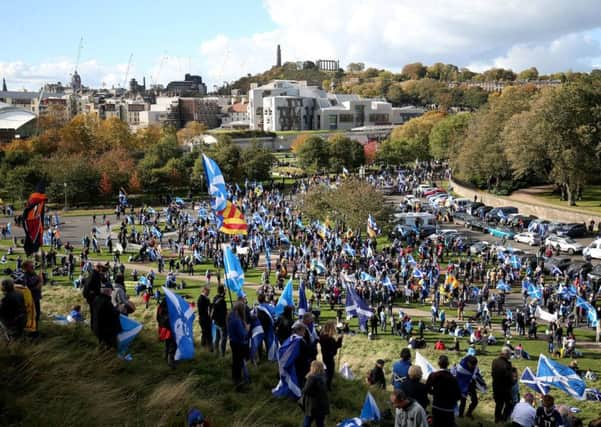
[450,179,601,224]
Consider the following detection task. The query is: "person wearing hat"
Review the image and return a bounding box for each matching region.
[390,388,428,427]
[91,282,122,349]
[367,359,386,390]
[492,346,514,423]
[510,393,536,427]
[425,354,461,427]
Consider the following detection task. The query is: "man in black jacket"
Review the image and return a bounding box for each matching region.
[197,286,212,351]
[426,354,462,427]
[91,283,122,348]
[83,263,108,328]
[211,285,227,355]
[0,278,26,339]
[491,346,513,423]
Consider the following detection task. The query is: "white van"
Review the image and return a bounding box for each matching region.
[583,239,601,260]
[393,212,437,227]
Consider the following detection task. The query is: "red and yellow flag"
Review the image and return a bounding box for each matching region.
[218,201,248,235]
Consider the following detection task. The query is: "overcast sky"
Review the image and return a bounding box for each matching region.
[2,0,601,91]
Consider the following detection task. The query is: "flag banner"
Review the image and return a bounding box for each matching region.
[218,201,248,235]
[520,366,550,395]
[275,278,294,317]
[202,154,227,212]
[415,351,436,380]
[536,354,586,400]
[117,314,143,355]
[367,214,379,238]
[343,243,356,257]
[345,284,373,319]
[249,315,264,362]
[382,276,395,292]
[360,392,381,422]
[272,334,302,399]
[298,280,308,317]
[162,287,195,361]
[257,304,278,361]
[535,306,558,323]
[22,190,48,256]
[224,246,245,297]
[576,297,599,326]
[496,280,511,292]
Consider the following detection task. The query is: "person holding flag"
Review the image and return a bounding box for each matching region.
[228,301,250,390]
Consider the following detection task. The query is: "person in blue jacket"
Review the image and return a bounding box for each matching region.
[392,348,412,389]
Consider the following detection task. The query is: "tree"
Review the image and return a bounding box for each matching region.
[99,172,113,196]
[517,67,539,81]
[176,121,207,145]
[482,68,516,81]
[242,141,275,181]
[296,136,329,172]
[327,135,365,172]
[128,171,141,193]
[401,63,427,80]
[429,113,471,160]
[300,179,390,231]
[291,133,312,153]
[347,62,365,73]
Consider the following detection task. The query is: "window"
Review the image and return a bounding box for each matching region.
[256,107,263,115]
[328,115,338,130]
[369,113,389,123]
[339,114,354,123]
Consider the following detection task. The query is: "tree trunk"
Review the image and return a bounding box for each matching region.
[566,185,577,206]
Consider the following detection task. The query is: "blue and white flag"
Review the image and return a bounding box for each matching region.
[272,334,302,399]
[174,197,184,206]
[117,315,143,355]
[549,264,563,276]
[279,231,290,245]
[338,418,362,427]
[252,212,265,227]
[202,153,227,212]
[496,280,511,292]
[224,246,245,298]
[382,276,395,292]
[527,283,542,300]
[413,268,424,279]
[510,255,521,269]
[360,271,375,282]
[249,315,265,362]
[298,280,308,317]
[406,254,417,265]
[313,259,327,275]
[150,225,162,239]
[198,207,208,219]
[295,217,305,231]
[162,287,195,361]
[536,354,586,400]
[520,366,550,395]
[576,297,599,327]
[275,278,295,317]
[345,284,373,319]
[455,356,486,396]
[415,351,436,380]
[359,392,380,422]
[257,304,278,361]
[343,243,356,257]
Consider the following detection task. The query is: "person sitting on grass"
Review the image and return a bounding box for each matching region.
[535,394,562,427]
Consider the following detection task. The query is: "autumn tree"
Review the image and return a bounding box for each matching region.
[176,121,207,145]
[401,62,427,80]
[99,172,113,196]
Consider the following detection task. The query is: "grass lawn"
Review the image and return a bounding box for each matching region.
[533,185,601,215]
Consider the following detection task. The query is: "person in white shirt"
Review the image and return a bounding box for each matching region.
[511,393,536,427]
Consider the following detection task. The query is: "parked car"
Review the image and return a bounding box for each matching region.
[473,205,493,218]
[466,202,484,216]
[423,188,446,197]
[485,207,519,224]
[587,264,601,289]
[508,214,537,229]
[465,216,488,231]
[429,229,459,241]
[488,226,516,239]
[557,223,588,238]
[544,235,584,255]
[543,256,572,273]
[565,262,593,278]
[469,241,489,255]
[519,253,539,270]
[583,239,601,260]
[513,232,542,246]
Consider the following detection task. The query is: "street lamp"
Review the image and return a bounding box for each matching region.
[63,182,68,211]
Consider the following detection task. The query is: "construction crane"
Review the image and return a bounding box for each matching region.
[74,37,83,74]
[151,53,168,88]
[122,53,133,89]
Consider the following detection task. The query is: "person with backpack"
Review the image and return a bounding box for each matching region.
[156,297,176,368]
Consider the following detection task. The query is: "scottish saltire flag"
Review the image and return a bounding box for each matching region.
[312,259,327,275]
[150,225,162,239]
[257,304,278,361]
[496,280,511,292]
[174,197,184,206]
[198,207,208,219]
[295,217,305,231]
[536,354,586,400]
[576,297,599,326]
[415,351,436,380]
[406,254,417,265]
[360,392,381,422]
[202,153,227,212]
[527,283,542,300]
[162,287,195,361]
[252,212,264,227]
[510,255,521,269]
[382,276,395,292]
[455,357,486,396]
[528,221,537,233]
[316,222,329,239]
[345,284,373,319]
[224,246,245,297]
[560,285,578,300]
[338,418,362,427]
[413,268,424,279]
[279,231,290,245]
[298,280,308,317]
[249,315,265,362]
[275,278,295,317]
[117,314,143,355]
[367,214,379,238]
[550,264,563,276]
[343,243,356,257]
[520,366,550,395]
[118,188,128,206]
[272,334,302,399]
[360,271,375,282]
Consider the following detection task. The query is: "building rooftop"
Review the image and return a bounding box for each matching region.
[0,91,40,100]
[0,102,37,130]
